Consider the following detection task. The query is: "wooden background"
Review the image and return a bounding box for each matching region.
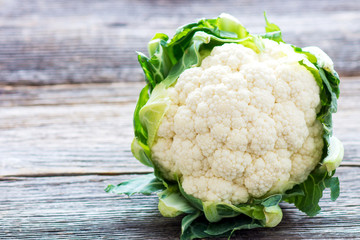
[1,0,359,239]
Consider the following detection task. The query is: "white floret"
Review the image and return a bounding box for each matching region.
[173,107,195,139]
[151,137,176,180]
[248,113,277,155]
[208,149,252,181]
[150,39,324,203]
[172,136,208,177]
[272,101,308,151]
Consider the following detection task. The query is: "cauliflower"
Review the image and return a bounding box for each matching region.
[107,13,344,240]
[151,41,324,204]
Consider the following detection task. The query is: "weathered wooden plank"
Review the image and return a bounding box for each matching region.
[0,167,359,239]
[0,77,359,107]
[0,82,144,107]
[0,0,359,85]
[0,78,359,176]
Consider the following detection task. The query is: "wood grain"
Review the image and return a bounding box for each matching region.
[0,167,359,239]
[0,1,359,238]
[0,78,359,177]
[0,0,359,85]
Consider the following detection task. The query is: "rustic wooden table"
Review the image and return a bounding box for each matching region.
[1,0,359,239]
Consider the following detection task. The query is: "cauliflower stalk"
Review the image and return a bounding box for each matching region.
[106,13,344,240]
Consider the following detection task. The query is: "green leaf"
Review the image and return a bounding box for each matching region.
[105,173,165,196]
[180,214,214,240]
[325,176,340,201]
[282,184,304,199]
[253,194,283,227]
[298,46,340,145]
[131,138,153,168]
[137,53,158,91]
[133,85,150,145]
[180,212,262,240]
[298,59,323,89]
[205,215,262,236]
[262,12,283,43]
[260,194,282,207]
[319,68,338,114]
[181,211,203,240]
[202,201,265,223]
[293,46,318,64]
[148,33,169,56]
[216,13,249,39]
[139,82,171,147]
[303,46,336,73]
[262,205,283,227]
[158,186,196,217]
[178,195,280,239]
[181,191,282,228]
[283,169,339,216]
[162,31,212,88]
[321,136,344,173]
[264,12,281,33]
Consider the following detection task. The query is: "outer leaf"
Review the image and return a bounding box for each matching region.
[162,31,213,88]
[133,85,150,145]
[180,215,214,240]
[262,205,283,227]
[293,46,318,64]
[131,138,153,168]
[325,177,340,201]
[105,173,165,196]
[181,210,203,236]
[262,12,283,43]
[259,194,282,207]
[202,202,265,223]
[264,12,281,33]
[181,213,262,240]
[148,33,169,56]
[282,184,304,199]
[216,13,249,39]
[303,46,336,73]
[138,34,172,91]
[205,216,262,236]
[158,186,196,217]
[137,53,158,90]
[298,59,323,89]
[253,194,283,227]
[321,136,344,172]
[139,82,171,147]
[283,169,339,216]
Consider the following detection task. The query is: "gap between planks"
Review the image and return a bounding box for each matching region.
[1,162,359,179]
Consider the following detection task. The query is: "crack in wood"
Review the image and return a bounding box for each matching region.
[1,163,358,178]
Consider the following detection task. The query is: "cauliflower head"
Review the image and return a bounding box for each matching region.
[108,13,343,240]
[151,40,324,204]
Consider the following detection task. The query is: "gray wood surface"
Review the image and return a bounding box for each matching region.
[0,0,359,85]
[1,78,359,177]
[1,168,359,239]
[1,0,360,239]
[1,78,360,239]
